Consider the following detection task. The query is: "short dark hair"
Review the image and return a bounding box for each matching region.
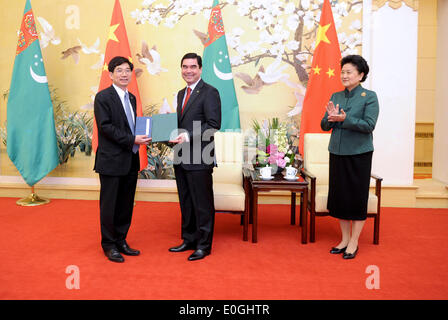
[181,53,202,68]
[340,55,369,82]
[108,56,134,73]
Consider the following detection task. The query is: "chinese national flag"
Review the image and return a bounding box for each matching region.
[92,0,147,171]
[298,0,344,156]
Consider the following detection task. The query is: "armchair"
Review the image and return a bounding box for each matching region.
[300,133,382,244]
[212,131,249,241]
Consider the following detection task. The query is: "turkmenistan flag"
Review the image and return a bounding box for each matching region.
[202,0,240,131]
[7,0,59,187]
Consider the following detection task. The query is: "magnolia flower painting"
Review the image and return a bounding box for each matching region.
[131,0,362,119]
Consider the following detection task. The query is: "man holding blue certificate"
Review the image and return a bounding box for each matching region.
[94,56,151,263]
[169,53,222,261]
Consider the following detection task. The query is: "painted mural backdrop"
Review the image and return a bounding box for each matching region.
[0,0,362,179]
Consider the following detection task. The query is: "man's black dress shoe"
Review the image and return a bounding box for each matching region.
[169,242,196,252]
[188,249,210,261]
[343,247,359,259]
[117,243,140,256]
[104,248,125,263]
[330,246,347,254]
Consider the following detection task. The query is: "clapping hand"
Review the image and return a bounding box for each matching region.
[326,101,346,122]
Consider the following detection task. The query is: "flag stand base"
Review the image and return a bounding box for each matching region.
[16,187,50,206]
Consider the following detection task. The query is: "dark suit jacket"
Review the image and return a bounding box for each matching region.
[94,85,138,176]
[175,79,221,170]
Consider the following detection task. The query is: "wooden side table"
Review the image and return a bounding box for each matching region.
[247,169,309,244]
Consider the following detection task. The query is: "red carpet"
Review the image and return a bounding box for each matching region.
[0,197,447,300]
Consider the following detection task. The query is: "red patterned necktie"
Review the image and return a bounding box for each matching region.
[181,87,192,115]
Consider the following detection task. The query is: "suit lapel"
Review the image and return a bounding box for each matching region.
[179,80,204,122]
[177,88,186,121]
[129,93,137,115]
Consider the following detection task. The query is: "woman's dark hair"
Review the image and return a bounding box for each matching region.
[181,52,202,68]
[340,55,369,82]
[108,56,134,73]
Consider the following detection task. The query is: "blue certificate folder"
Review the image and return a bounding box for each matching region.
[136,113,178,142]
[135,117,152,136]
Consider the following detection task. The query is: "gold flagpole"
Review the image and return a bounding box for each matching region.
[16,186,50,206]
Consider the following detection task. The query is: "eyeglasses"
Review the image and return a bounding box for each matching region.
[114,68,132,74]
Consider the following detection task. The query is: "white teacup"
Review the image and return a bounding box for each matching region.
[285,166,298,178]
[260,166,272,178]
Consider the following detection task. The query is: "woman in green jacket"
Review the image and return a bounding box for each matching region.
[321,55,379,259]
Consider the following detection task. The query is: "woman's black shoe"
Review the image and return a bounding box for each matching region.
[342,248,359,259]
[330,246,347,254]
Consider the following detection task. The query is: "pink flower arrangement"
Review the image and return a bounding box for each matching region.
[267,144,287,168]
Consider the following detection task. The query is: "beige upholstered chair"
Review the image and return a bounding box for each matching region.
[213,131,249,240]
[300,133,382,244]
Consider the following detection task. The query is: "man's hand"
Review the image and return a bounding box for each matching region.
[135,135,151,145]
[169,133,188,144]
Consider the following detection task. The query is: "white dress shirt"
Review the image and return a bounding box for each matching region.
[181,78,201,108]
[112,84,135,124]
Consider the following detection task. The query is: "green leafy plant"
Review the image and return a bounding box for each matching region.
[51,87,93,163]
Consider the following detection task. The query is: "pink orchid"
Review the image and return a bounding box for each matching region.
[267,144,277,154]
[276,158,287,168]
[267,144,286,168]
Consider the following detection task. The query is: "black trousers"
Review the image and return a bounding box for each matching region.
[174,166,215,252]
[99,153,139,251]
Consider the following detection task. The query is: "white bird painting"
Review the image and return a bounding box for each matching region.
[287,84,307,117]
[159,98,173,114]
[258,57,290,85]
[78,37,100,55]
[136,41,168,75]
[235,57,304,95]
[90,54,105,70]
[37,16,61,48]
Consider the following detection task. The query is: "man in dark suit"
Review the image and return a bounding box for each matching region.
[94,56,150,263]
[169,53,221,261]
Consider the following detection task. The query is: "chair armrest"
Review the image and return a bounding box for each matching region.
[370,173,382,198]
[300,168,316,182]
[300,168,316,211]
[242,167,253,193]
[242,166,252,179]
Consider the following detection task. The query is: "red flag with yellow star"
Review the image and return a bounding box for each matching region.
[299,0,344,156]
[92,0,147,171]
